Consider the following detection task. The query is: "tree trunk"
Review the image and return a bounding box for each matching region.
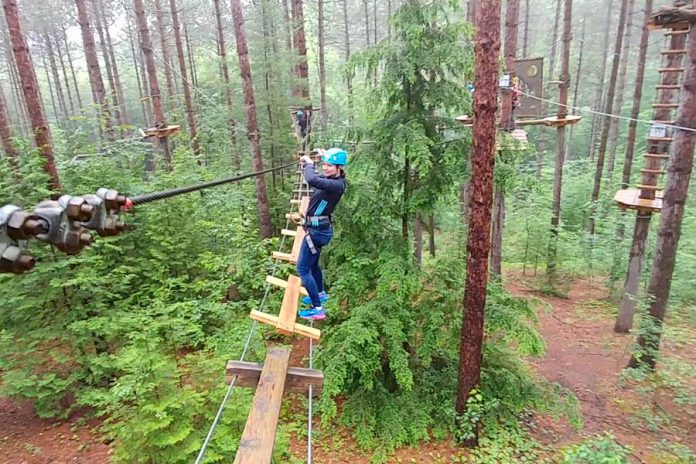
[547,0,572,279]
[372,0,377,45]
[566,16,584,160]
[184,23,198,91]
[127,15,149,125]
[154,0,175,108]
[170,0,201,158]
[230,0,273,239]
[260,0,277,188]
[318,0,328,129]
[53,33,75,116]
[628,19,696,370]
[342,0,353,122]
[3,0,61,191]
[429,214,436,257]
[363,0,370,46]
[536,0,562,178]
[467,0,477,24]
[75,0,113,139]
[621,0,652,191]
[0,84,20,177]
[5,45,28,136]
[606,0,636,179]
[414,213,423,265]
[588,1,614,161]
[616,214,650,332]
[456,0,500,448]
[282,0,292,53]
[387,0,391,39]
[213,0,240,170]
[61,25,83,111]
[44,33,68,120]
[522,0,529,56]
[292,0,310,101]
[91,0,121,126]
[134,0,171,168]
[98,0,128,125]
[41,51,60,122]
[588,0,629,235]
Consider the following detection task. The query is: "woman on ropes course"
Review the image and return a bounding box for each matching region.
[297,148,348,320]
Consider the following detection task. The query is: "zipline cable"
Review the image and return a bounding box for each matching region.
[129,161,296,206]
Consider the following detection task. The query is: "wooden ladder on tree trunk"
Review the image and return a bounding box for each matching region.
[614,21,690,212]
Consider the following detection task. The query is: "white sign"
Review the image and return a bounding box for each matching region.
[499,74,511,88]
[650,125,668,138]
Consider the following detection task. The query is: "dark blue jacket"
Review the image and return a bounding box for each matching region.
[304,164,345,225]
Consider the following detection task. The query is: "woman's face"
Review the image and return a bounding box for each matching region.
[322,163,340,177]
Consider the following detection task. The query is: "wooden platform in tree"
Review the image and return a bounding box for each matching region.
[143,125,181,138]
[648,6,696,30]
[457,114,581,128]
[227,360,323,397]
[233,347,290,464]
[249,275,321,340]
[614,188,664,213]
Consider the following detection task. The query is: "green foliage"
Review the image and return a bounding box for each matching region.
[561,433,629,464]
[460,427,552,464]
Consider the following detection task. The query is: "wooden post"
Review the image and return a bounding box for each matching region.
[234,347,290,464]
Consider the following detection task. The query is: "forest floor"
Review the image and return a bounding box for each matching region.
[1,271,694,463]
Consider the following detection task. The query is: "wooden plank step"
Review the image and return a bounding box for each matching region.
[655,84,681,89]
[272,251,296,263]
[652,103,679,108]
[226,360,323,397]
[665,29,689,36]
[249,310,321,340]
[637,184,660,190]
[647,137,674,142]
[644,153,670,159]
[266,275,309,296]
[281,228,297,237]
[651,120,675,125]
[641,169,666,175]
[661,49,687,55]
[658,67,685,73]
[290,199,301,204]
[234,348,290,464]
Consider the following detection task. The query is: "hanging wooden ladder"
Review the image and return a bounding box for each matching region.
[614,19,690,213]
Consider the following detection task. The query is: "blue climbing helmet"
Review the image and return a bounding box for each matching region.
[322,148,348,166]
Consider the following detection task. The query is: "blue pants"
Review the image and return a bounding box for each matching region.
[296,227,333,308]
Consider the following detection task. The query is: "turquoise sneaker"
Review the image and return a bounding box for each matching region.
[299,306,326,320]
[301,291,328,306]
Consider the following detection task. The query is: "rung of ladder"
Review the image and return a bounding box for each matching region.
[658,67,685,73]
[641,169,665,175]
[644,153,670,159]
[655,85,681,90]
[648,137,673,142]
[636,184,660,191]
[665,30,689,36]
[651,120,675,125]
[249,310,320,340]
[281,228,297,237]
[290,199,301,204]
[265,275,309,296]
[661,49,687,55]
[652,103,679,108]
[272,251,295,263]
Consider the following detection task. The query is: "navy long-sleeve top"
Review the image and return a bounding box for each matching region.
[304,164,346,222]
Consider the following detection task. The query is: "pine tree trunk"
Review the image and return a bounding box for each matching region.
[372,0,377,44]
[342,0,353,122]
[61,26,84,111]
[2,0,61,191]
[429,214,436,257]
[547,0,572,278]
[75,0,113,138]
[588,2,614,161]
[44,34,68,120]
[629,20,696,370]
[134,0,171,168]
[4,43,28,135]
[213,0,240,170]
[91,0,121,126]
[184,23,198,91]
[292,0,310,101]
[41,51,60,121]
[230,0,273,239]
[127,16,149,125]
[490,187,505,277]
[414,213,423,265]
[0,84,20,177]
[97,0,128,125]
[387,0,391,38]
[363,0,370,46]
[566,17,584,160]
[456,0,500,448]
[260,0,277,188]
[53,33,75,116]
[588,0,629,235]
[170,0,201,158]
[318,0,328,129]
[154,0,175,108]
[522,0,529,56]
[606,0,635,179]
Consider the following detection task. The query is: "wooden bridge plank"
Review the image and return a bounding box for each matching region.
[234,348,290,464]
[226,361,323,397]
[249,310,321,340]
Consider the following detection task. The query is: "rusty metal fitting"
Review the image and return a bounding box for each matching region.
[7,211,45,240]
[0,244,35,274]
[62,196,94,222]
